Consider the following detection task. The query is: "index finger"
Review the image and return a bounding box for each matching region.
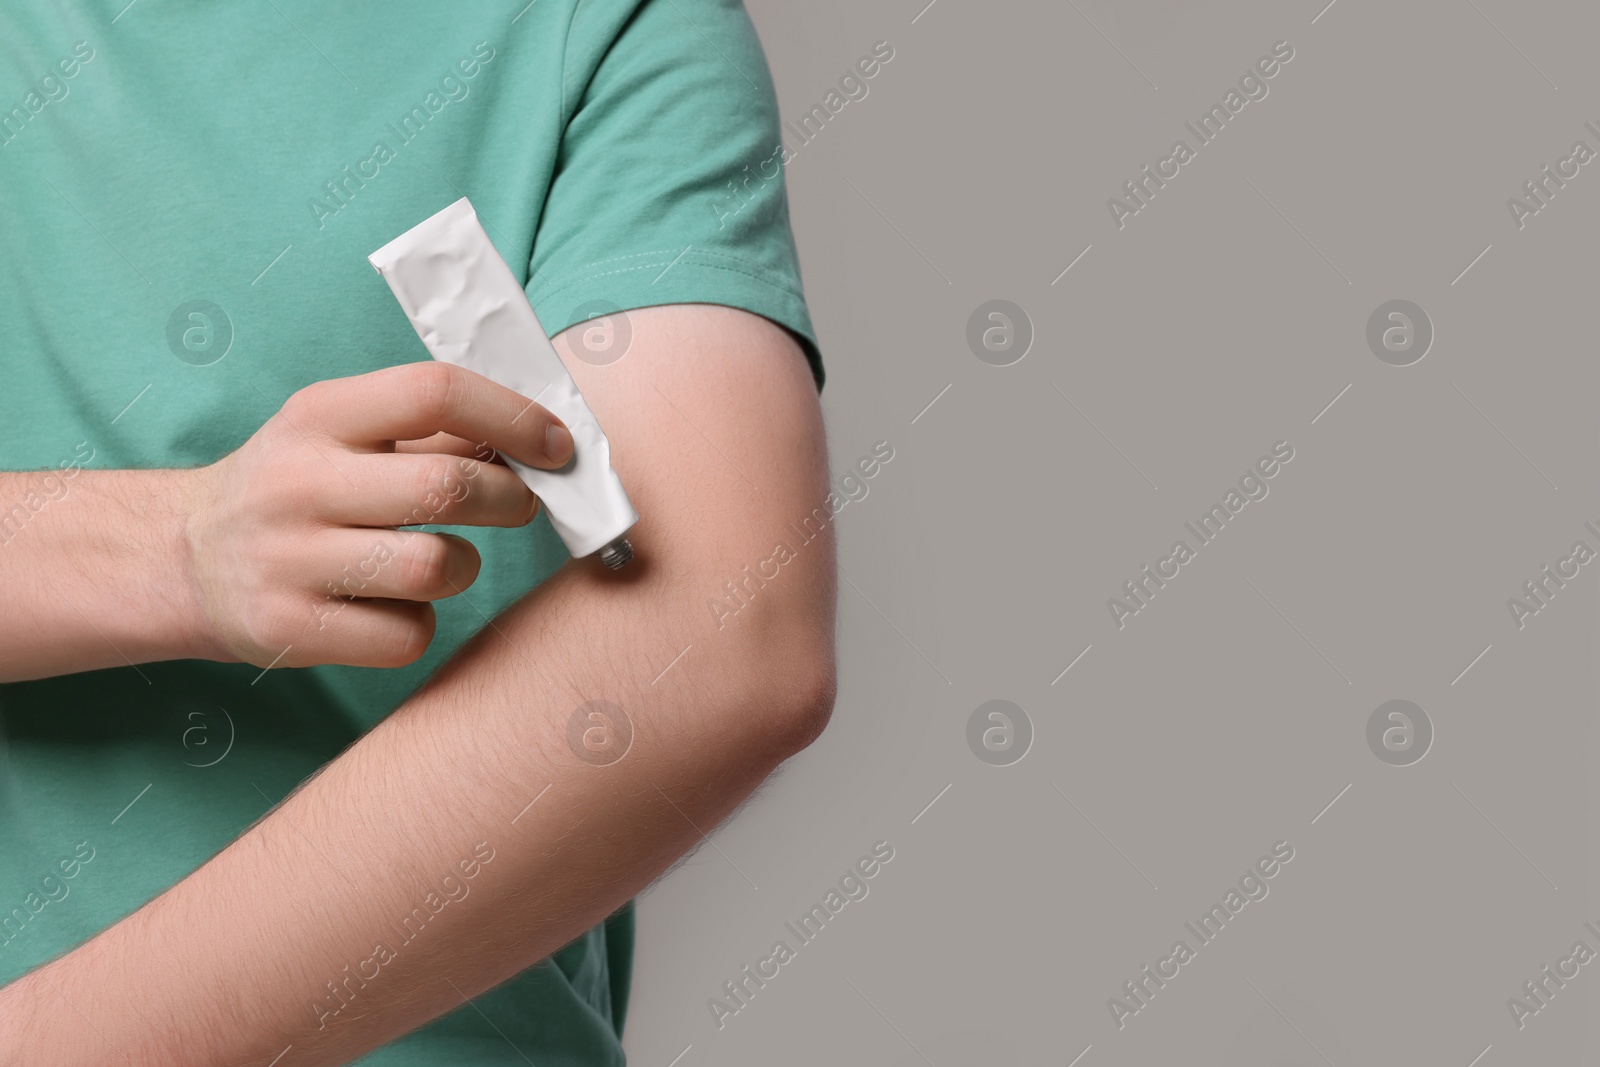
[302,362,573,469]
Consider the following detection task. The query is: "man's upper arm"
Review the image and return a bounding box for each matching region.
[527,0,824,388]
[510,0,837,726]
[555,302,834,684]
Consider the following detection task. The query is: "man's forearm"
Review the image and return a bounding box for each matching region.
[2,557,831,1065]
[0,306,837,1066]
[0,468,215,681]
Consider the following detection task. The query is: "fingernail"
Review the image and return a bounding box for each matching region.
[546,423,574,465]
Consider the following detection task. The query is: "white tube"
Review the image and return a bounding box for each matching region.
[368,198,638,568]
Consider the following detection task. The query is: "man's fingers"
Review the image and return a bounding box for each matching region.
[298,362,574,469]
[313,530,482,604]
[394,433,503,463]
[324,454,538,529]
[306,598,439,669]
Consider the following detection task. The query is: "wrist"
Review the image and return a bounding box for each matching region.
[97,466,230,666]
[164,465,232,663]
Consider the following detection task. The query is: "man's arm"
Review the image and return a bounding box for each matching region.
[0,466,213,679]
[0,304,838,1066]
[0,363,576,683]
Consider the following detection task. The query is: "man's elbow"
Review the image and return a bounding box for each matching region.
[778,633,838,756]
[715,575,838,761]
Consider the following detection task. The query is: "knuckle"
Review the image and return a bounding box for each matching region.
[404,361,457,424]
[280,380,327,423]
[411,458,463,520]
[452,456,485,487]
[399,536,450,595]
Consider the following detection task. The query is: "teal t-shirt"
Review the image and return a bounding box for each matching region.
[0,1,818,1062]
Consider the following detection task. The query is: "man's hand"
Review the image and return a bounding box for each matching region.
[181,362,573,668]
[0,362,572,680]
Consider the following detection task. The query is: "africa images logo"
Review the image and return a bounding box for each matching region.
[707,841,895,1029]
[1107,841,1295,1030]
[1106,40,1295,229]
[1106,441,1294,629]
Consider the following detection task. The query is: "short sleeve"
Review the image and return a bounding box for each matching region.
[528,0,823,390]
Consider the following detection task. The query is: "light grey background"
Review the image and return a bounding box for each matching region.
[624,1,1600,1065]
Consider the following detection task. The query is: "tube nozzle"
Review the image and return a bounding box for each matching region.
[599,538,634,570]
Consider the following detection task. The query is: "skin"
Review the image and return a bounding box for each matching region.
[0,360,573,679]
[0,303,837,1065]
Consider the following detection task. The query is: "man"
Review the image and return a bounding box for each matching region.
[0,1,835,1063]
